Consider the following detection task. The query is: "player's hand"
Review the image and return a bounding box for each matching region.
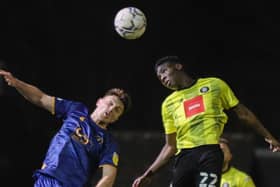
[265,138,280,152]
[0,70,17,87]
[132,175,152,187]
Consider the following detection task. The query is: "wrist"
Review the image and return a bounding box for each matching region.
[145,170,154,178]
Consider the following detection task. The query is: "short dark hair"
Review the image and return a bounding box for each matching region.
[154,56,183,72]
[105,88,132,113]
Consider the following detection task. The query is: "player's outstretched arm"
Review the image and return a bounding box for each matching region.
[132,133,177,187]
[233,103,280,152]
[0,69,54,113]
[95,164,117,187]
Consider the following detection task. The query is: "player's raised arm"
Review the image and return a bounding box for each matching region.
[0,69,54,113]
[233,103,280,152]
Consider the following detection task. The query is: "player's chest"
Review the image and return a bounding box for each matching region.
[64,116,107,154]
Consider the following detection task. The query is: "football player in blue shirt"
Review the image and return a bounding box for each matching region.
[0,69,132,187]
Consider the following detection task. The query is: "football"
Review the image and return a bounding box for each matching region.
[114,7,147,40]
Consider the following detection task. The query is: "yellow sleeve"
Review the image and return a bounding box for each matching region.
[218,78,239,110]
[161,100,176,134]
[240,176,256,187]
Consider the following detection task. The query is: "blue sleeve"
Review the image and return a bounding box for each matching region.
[99,141,120,168]
[54,97,86,119]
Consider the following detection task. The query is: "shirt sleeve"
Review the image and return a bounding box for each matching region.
[54,97,86,119]
[162,100,177,134]
[240,175,256,187]
[218,78,239,110]
[99,140,120,168]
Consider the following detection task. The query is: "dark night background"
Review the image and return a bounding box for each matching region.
[1,0,280,186]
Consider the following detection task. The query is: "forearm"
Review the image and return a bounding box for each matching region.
[144,144,176,176]
[247,118,274,139]
[95,175,115,187]
[96,165,117,187]
[132,134,177,187]
[13,78,47,108]
[236,104,274,139]
[1,70,54,112]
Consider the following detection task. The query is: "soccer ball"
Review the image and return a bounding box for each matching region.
[114,7,147,40]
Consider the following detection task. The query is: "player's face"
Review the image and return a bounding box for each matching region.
[156,62,183,90]
[219,142,232,163]
[96,95,124,124]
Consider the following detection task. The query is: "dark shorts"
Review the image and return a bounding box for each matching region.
[33,173,63,187]
[171,144,223,187]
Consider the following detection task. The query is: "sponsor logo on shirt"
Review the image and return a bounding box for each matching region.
[183,95,205,117]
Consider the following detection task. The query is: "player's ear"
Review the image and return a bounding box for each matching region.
[229,152,233,161]
[96,98,102,106]
[175,63,183,70]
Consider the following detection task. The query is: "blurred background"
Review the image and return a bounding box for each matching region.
[1,0,280,186]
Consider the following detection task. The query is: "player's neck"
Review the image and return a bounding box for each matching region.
[177,77,196,90]
[90,113,108,130]
[96,122,108,130]
[185,78,196,87]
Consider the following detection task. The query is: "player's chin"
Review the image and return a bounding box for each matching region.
[164,84,177,90]
[162,82,176,90]
[162,83,171,89]
[104,117,118,124]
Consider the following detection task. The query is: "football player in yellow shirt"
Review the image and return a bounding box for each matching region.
[219,137,256,187]
[132,56,280,187]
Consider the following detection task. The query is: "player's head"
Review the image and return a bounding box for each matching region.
[154,56,185,73]
[219,137,233,164]
[104,88,132,113]
[94,88,131,124]
[154,56,188,90]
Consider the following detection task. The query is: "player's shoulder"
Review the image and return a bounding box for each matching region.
[199,76,225,83]
[104,132,120,149]
[56,97,89,112]
[231,166,251,178]
[202,77,232,89]
[162,91,177,106]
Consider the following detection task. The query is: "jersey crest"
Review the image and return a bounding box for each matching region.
[113,152,119,166]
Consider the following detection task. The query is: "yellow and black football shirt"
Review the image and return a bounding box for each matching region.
[221,166,256,187]
[161,77,239,152]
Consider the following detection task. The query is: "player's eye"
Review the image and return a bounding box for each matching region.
[114,107,122,113]
[161,68,167,74]
[108,101,114,106]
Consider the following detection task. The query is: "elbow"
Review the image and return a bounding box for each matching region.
[39,94,46,102]
[170,146,177,155]
[165,144,177,156]
[237,114,252,125]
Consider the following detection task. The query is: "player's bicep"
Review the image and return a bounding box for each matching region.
[166,133,177,148]
[96,164,117,187]
[165,133,177,155]
[232,103,251,120]
[40,95,55,114]
[102,164,117,177]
